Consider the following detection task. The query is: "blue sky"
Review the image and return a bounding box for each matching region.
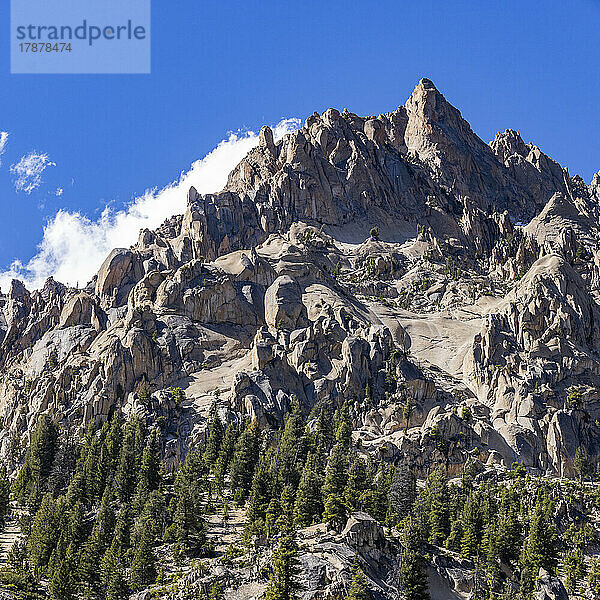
[0,0,599,288]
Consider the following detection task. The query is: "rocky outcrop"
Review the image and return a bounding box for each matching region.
[0,77,598,486]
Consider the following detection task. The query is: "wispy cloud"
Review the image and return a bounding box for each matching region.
[0,119,299,291]
[0,132,8,165]
[10,151,56,194]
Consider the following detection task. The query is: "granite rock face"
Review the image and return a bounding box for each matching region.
[0,78,599,485]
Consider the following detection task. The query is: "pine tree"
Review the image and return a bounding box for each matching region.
[27,494,61,576]
[208,582,225,600]
[83,428,105,502]
[402,397,414,432]
[130,525,157,590]
[334,401,352,449]
[204,405,224,467]
[495,494,520,563]
[294,453,323,526]
[230,419,261,501]
[139,427,162,492]
[114,419,144,503]
[264,535,302,600]
[101,541,130,600]
[276,398,306,491]
[387,464,416,526]
[322,442,348,499]
[214,424,238,491]
[66,499,86,548]
[48,544,76,600]
[266,498,282,539]
[481,520,501,597]
[247,457,273,526]
[421,466,449,546]
[105,412,124,477]
[0,463,11,522]
[399,517,430,600]
[13,414,59,504]
[314,405,334,457]
[359,466,388,522]
[112,504,132,552]
[344,456,368,511]
[573,446,590,482]
[345,559,371,600]
[166,481,209,557]
[588,556,600,594]
[460,493,479,559]
[323,493,348,532]
[519,495,558,596]
[79,489,116,587]
[564,547,585,594]
[276,484,296,534]
[47,435,78,498]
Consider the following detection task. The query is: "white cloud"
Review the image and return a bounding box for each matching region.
[0,119,299,291]
[10,151,56,194]
[55,188,64,197]
[0,132,8,165]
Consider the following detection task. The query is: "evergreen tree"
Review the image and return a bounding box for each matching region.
[13,414,59,504]
[481,520,501,597]
[345,559,371,600]
[101,541,130,600]
[334,401,352,449]
[323,493,348,532]
[130,525,157,590]
[359,466,388,522]
[573,446,590,481]
[83,427,105,503]
[460,493,479,559]
[322,442,348,499]
[79,489,116,587]
[266,498,282,540]
[66,499,86,548]
[139,427,162,492]
[166,482,209,557]
[276,397,306,491]
[114,418,145,503]
[47,435,78,498]
[495,494,521,563]
[314,405,334,457]
[0,463,11,523]
[343,456,368,511]
[264,535,302,600]
[294,453,323,526]
[402,397,414,432]
[588,556,600,594]
[27,494,62,576]
[214,424,238,491]
[247,457,273,526]
[208,582,224,600]
[48,544,76,600]
[387,465,416,526]
[204,405,224,467]
[230,419,261,501]
[420,466,449,546]
[276,484,296,534]
[519,495,558,596]
[564,547,585,594]
[444,518,463,553]
[399,517,430,600]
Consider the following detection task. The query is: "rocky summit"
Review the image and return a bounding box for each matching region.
[1,79,600,600]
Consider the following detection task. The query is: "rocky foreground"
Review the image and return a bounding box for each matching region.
[1,78,600,599]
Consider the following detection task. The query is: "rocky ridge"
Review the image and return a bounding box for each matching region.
[1,79,599,481]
